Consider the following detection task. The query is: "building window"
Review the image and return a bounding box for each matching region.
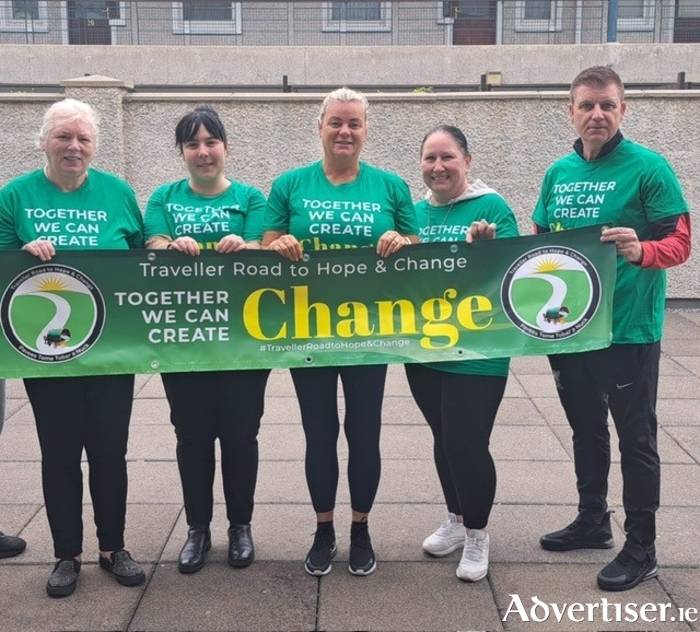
[322,2,392,32]
[523,0,551,20]
[617,0,654,31]
[515,0,562,31]
[172,1,242,35]
[0,0,47,31]
[12,0,37,19]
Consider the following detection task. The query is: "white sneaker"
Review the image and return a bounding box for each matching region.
[456,529,489,582]
[422,513,465,556]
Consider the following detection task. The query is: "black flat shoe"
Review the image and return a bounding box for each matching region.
[46,559,81,597]
[178,526,211,574]
[0,531,26,559]
[228,524,254,568]
[99,549,145,586]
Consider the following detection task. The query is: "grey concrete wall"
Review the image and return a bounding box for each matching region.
[2,43,700,86]
[0,77,698,299]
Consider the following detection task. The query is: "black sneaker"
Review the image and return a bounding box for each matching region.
[597,550,659,591]
[540,512,614,551]
[305,523,337,576]
[0,531,26,559]
[349,520,376,576]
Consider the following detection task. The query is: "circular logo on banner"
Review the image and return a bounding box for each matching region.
[0,264,105,363]
[500,246,601,340]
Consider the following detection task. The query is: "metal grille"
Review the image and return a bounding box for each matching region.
[1,0,698,46]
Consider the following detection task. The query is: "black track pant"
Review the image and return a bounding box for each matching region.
[162,369,270,527]
[548,342,661,558]
[25,374,135,559]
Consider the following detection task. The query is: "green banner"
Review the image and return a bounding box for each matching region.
[0,226,615,378]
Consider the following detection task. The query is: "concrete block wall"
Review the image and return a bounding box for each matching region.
[0,67,698,299]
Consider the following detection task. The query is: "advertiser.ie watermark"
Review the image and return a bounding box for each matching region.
[503,595,698,624]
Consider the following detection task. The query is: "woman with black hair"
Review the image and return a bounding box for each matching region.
[145,106,270,574]
[407,125,519,583]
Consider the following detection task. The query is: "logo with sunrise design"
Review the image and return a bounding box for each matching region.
[500,246,601,340]
[1,265,105,363]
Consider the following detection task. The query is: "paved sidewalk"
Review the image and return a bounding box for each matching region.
[1,309,699,632]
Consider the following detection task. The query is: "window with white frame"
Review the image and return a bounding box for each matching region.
[617,0,655,31]
[172,1,242,35]
[0,0,47,31]
[322,2,392,32]
[515,0,562,32]
[68,2,126,27]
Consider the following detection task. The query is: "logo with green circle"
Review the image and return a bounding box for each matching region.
[500,246,601,340]
[1,264,105,363]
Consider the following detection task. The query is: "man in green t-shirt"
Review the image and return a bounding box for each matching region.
[532,66,691,592]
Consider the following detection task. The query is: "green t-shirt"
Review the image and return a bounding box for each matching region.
[414,188,519,376]
[532,138,689,343]
[0,168,144,250]
[263,161,418,251]
[144,178,266,248]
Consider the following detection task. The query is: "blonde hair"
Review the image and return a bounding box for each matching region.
[318,87,369,123]
[38,98,99,149]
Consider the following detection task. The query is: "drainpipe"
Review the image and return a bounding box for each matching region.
[607,0,618,42]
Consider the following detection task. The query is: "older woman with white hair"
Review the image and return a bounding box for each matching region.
[0,98,145,597]
[263,87,418,577]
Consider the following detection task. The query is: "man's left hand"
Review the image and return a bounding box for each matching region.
[600,226,643,264]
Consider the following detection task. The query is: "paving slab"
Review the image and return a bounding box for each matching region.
[318,561,504,632]
[129,561,317,632]
[0,564,155,632]
[1,309,699,631]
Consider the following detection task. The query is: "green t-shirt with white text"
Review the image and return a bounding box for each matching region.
[263,161,418,251]
[532,138,689,343]
[414,191,519,376]
[0,168,144,250]
[144,178,266,248]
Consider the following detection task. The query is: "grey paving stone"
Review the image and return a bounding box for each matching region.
[0,564,154,632]
[129,561,317,631]
[662,426,700,463]
[1,309,698,632]
[670,356,700,377]
[510,355,552,375]
[513,374,559,399]
[130,398,172,426]
[0,423,40,461]
[658,398,700,425]
[495,398,548,426]
[661,338,700,356]
[658,375,700,399]
[318,561,503,632]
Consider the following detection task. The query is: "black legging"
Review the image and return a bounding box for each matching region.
[162,369,270,527]
[405,364,506,529]
[290,364,386,514]
[25,374,135,559]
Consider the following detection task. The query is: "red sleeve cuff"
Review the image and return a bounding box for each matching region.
[638,214,692,269]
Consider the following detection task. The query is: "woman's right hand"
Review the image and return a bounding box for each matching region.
[22,239,55,262]
[466,220,497,244]
[169,236,201,256]
[267,234,304,261]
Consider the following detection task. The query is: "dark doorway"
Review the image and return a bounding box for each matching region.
[445,1,497,45]
[67,1,119,45]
